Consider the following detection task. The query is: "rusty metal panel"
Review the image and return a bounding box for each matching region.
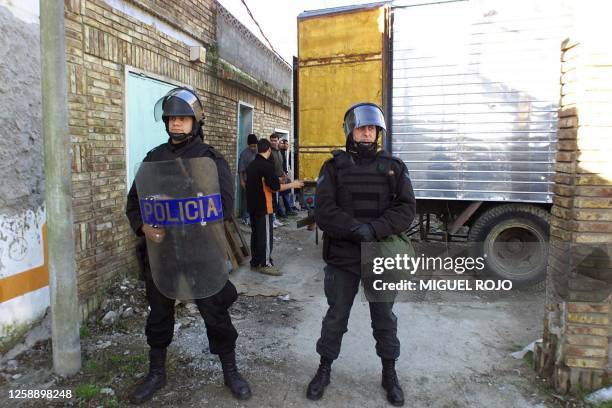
[298,60,383,148]
[391,0,574,203]
[297,4,387,182]
[298,6,386,61]
[299,150,337,183]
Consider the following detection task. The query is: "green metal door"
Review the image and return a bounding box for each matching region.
[126,72,176,190]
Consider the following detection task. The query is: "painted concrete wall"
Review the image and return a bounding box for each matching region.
[0,1,48,351]
[216,4,291,94]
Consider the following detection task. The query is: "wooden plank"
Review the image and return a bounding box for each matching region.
[224,219,249,266]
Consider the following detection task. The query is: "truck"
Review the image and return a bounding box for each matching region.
[294,0,574,287]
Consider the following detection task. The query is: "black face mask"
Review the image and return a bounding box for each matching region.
[355,142,377,158]
[346,134,378,159]
[168,132,189,143]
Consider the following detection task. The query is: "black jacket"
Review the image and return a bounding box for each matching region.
[245,154,280,215]
[314,150,416,268]
[125,137,234,236]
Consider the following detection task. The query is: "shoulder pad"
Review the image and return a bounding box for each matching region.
[322,157,335,167]
[375,152,408,178]
[377,151,405,167]
[145,144,166,160]
[331,149,346,158]
[331,149,354,169]
[149,143,166,154]
[200,143,224,159]
[390,156,406,168]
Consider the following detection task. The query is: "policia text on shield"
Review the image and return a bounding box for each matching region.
[139,193,223,226]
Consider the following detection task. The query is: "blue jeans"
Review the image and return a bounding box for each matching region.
[280,190,292,214]
[273,192,285,217]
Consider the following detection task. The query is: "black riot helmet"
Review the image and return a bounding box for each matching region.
[343,102,386,137]
[343,102,386,158]
[153,87,205,142]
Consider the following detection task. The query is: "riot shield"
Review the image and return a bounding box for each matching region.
[135,157,229,300]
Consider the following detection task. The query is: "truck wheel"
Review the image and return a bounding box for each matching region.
[468,204,549,288]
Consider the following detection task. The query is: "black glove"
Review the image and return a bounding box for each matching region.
[350,223,376,242]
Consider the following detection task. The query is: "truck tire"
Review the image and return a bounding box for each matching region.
[468,204,549,288]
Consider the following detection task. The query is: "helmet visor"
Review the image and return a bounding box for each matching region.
[344,104,386,136]
[154,88,203,122]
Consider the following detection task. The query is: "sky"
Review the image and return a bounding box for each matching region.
[217,0,365,63]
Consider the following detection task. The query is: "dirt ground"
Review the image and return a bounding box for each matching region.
[0,215,589,407]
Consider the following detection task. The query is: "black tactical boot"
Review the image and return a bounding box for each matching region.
[220,351,252,400]
[306,357,332,400]
[381,359,404,406]
[129,347,167,405]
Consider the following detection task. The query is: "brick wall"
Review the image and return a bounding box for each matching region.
[535,25,612,393]
[126,0,216,45]
[63,0,290,312]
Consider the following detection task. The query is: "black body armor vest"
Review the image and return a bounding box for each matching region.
[332,151,395,223]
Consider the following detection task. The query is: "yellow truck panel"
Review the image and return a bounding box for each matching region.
[297,4,388,182]
[298,60,383,147]
[299,150,334,180]
[298,7,385,60]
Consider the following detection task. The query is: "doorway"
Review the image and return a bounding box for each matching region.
[235,102,254,218]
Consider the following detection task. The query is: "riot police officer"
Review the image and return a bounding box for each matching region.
[125,87,251,404]
[306,103,416,406]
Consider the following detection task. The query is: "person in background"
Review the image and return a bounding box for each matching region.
[246,139,304,275]
[237,133,258,225]
[279,138,297,216]
[268,133,286,227]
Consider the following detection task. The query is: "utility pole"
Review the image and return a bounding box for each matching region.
[40,0,81,375]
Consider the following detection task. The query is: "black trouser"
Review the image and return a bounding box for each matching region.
[316,263,400,361]
[144,275,239,355]
[249,213,273,267]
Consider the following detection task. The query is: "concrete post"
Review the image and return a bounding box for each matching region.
[40,0,81,376]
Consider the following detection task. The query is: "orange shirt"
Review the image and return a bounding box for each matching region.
[245,155,280,215]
